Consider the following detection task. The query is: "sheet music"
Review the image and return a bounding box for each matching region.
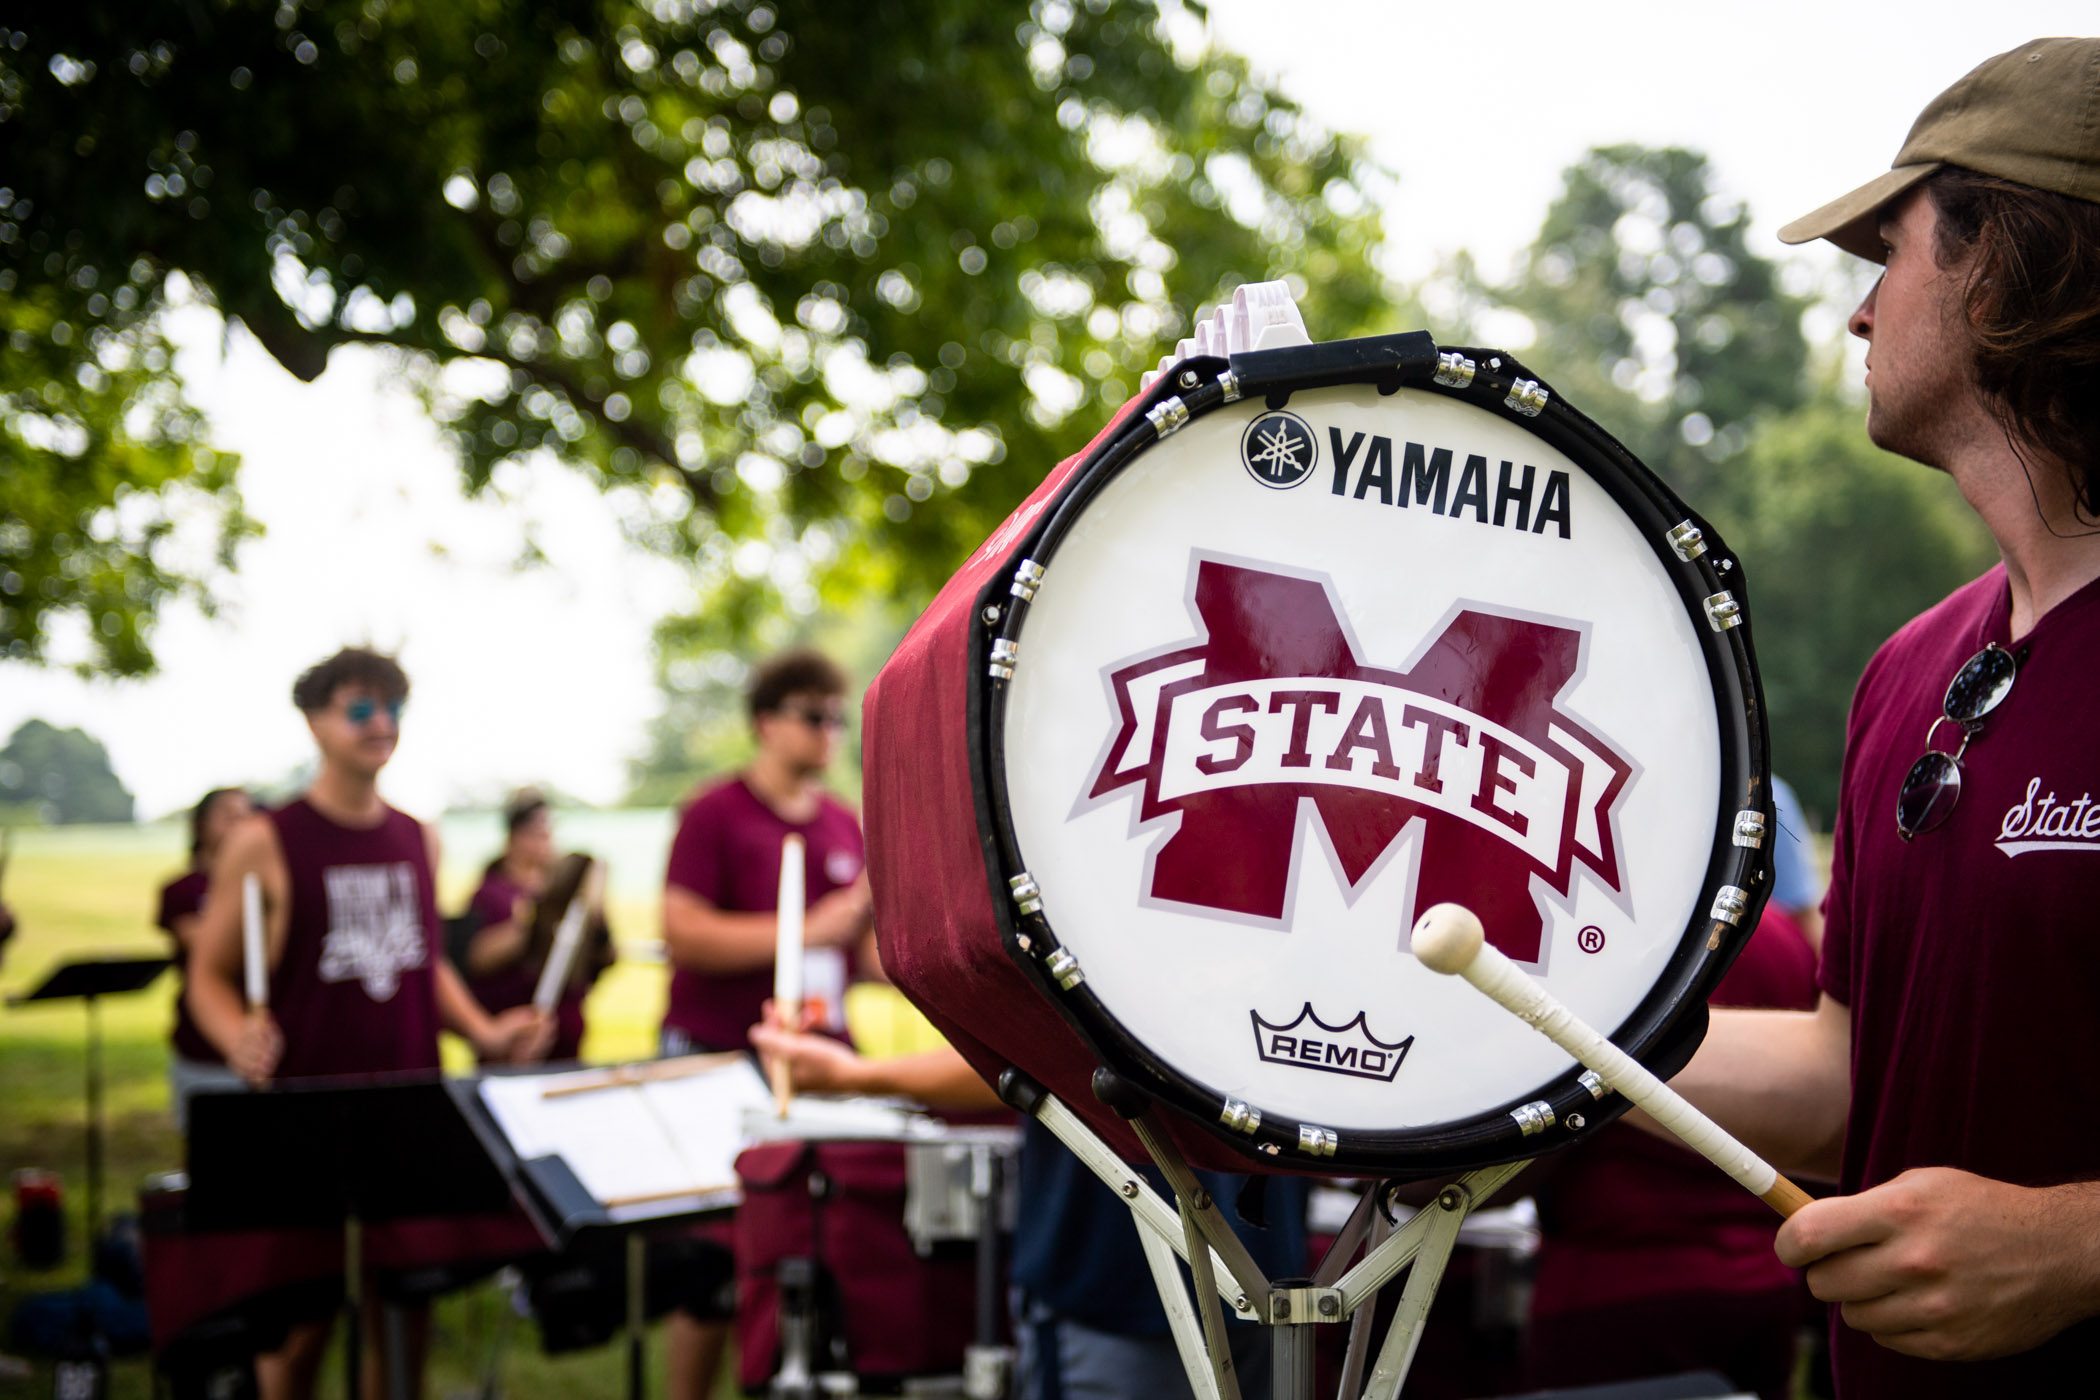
[478,1058,771,1206]
[638,1063,777,1190]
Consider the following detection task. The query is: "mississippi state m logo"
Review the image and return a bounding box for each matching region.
[1086,557,1635,964]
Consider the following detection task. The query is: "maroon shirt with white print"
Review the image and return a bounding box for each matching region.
[266,797,443,1079]
[1819,564,2100,1396]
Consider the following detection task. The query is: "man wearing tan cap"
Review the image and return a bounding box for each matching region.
[1664,36,2100,1397]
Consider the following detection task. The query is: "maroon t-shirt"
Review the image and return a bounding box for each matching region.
[662,776,865,1051]
[1819,565,2100,1395]
[463,868,589,1062]
[266,797,444,1080]
[1530,905,1820,1316]
[155,869,223,1064]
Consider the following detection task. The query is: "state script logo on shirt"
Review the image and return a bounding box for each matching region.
[1085,557,1636,964]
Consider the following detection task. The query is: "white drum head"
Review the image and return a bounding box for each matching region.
[978,340,1766,1170]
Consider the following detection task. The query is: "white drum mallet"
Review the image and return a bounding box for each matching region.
[770,833,807,1117]
[1411,902,1813,1217]
[533,860,605,1016]
[241,871,269,1016]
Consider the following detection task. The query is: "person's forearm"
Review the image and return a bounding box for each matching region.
[663,902,781,973]
[1658,1003,1849,1178]
[188,965,253,1060]
[856,1050,1004,1112]
[434,959,498,1049]
[464,919,529,975]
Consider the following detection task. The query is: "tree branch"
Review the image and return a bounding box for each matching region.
[321,327,721,514]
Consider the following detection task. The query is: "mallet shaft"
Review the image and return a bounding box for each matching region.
[1414,903,1811,1218]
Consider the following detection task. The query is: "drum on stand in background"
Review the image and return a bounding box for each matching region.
[865,332,1772,1176]
[733,1103,1018,1397]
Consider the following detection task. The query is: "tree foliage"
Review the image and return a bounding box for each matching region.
[3,0,1390,673]
[0,719,137,825]
[1467,145,1810,498]
[1468,145,1996,820]
[1714,398,1996,819]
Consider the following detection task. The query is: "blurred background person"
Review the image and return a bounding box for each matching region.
[187,647,552,1400]
[657,647,875,1400]
[455,790,607,1063]
[156,785,255,1131]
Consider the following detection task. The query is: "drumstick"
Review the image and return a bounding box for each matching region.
[771,834,806,1117]
[532,861,602,1015]
[241,872,268,1012]
[539,1052,740,1098]
[1411,902,1814,1218]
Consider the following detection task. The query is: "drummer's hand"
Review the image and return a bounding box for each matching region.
[806,876,873,949]
[1777,1167,2100,1360]
[759,997,823,1034]
[232,1010,283,1084]
[749,1021,868,1097]
[483,1006,557,1063]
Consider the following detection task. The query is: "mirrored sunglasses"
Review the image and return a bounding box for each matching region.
[1895,643,2017,841]
[343,697,405,728]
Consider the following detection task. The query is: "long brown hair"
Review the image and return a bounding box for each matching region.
[524,852,615,992]
[1928,167,2100,518]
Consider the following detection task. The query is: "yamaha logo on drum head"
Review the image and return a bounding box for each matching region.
[1241,410,1317,489]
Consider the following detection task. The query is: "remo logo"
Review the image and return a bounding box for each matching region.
[1085,557,1636,965]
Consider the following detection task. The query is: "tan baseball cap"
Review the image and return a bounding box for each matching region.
[1779,37,2100,262]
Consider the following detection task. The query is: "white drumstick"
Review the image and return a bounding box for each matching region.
[771,834,806,1116]
[532,862,601,1015]
[241,872,268,1010]
[1411,902,1813,1218]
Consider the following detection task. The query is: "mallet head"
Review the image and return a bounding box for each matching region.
[1411,902,1485,975]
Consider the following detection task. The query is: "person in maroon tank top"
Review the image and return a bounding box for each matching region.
[1660,40,2100,1396]
[187,647,554,1400]
[157,786,254,1130]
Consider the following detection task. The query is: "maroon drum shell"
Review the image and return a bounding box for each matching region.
[865,400,1263,1170]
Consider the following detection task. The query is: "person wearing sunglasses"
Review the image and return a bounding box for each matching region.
[185,646,555,1400]
[656,646,875,1400]
[1655,38,2100,1397]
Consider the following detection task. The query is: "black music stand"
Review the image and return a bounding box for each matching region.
[446,1071,745,1400]
[187,1076,518,1400]
[8,956,171,1236]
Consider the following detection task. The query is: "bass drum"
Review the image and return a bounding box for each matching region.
[864,333,1771,1175]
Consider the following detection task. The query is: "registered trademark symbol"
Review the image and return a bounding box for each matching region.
[1577,925,1606,954]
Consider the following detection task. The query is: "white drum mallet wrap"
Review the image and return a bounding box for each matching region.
[1411,902,1813,1218]
[241,872,268,1011]
[770,833,806,1117]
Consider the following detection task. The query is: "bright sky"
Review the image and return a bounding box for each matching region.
[3,5,2088,820]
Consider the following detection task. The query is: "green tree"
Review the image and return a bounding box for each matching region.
[1464,143,2002,819]
[625,591,913,806]
[1714,395,1998,820]
[0,718,137,825]
[4,1,1390,673]
[1467,144,1811,500]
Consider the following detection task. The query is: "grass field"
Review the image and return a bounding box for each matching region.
[0,815,947,1399]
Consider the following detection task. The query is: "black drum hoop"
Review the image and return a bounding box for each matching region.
[966,332,1772,1175]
